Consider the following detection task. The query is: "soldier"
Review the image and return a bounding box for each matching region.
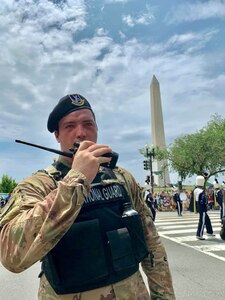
[145,191,156,221]
[194,175,215,240]
[172,187,182,216]
[0,94,175,300]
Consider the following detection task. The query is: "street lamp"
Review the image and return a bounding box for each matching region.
[144,145,155,194]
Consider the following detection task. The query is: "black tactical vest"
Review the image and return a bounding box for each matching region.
[41,162,149,294]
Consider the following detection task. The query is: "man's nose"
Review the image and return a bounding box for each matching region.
[75,125,86,139]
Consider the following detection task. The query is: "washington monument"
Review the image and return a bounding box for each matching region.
[150,75,170,187]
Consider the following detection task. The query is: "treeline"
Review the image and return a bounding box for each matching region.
[0,174,17,193]
[166,114,225,182]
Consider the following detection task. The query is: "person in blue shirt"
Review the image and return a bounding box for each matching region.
[194,175,215,240]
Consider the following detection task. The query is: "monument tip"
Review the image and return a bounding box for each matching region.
[151,74,159,85]
[152,74,158,81]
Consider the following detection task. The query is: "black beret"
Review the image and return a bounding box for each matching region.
[47,94,95,132]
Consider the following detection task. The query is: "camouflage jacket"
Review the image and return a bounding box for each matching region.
[0,157,175,300]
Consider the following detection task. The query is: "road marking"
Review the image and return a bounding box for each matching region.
[155,218,219,226]
[159,224,207,230]
[156,212,225,262]
[160,233,225,262]
[159,226,221,235]
[195,244,225,251]
[174,235,220,242]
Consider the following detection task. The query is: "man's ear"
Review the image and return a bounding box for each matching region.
[54,131,60,143]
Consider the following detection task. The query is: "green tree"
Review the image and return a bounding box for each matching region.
[168,114,225,182]
[0,174,17,193]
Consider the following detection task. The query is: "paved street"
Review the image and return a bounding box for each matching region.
[154,210,225,300]
[155,210,225,262]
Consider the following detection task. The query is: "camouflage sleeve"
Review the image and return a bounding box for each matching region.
[0,169,90,273]
[117,167,175,300]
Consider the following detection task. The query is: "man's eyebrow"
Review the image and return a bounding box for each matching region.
[62,120,76,125]
[63,119,95,125]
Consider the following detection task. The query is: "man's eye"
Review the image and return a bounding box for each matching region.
[85,122,94,127]
[65,124,74,129]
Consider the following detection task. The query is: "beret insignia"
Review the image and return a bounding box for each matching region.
[69,94,85,106]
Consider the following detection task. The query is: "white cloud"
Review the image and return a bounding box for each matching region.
[166,0,225,23]
[164,29,219,53]
[96,27,109,36]
[122,5,155,27]
[105,0,129,3]
[122,14,135,27]
[0,0,225,185]
[119,30,126,39]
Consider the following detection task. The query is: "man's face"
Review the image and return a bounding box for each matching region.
[54,109,98,153]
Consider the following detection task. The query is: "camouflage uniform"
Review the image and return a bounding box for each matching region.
[0,157,175,300]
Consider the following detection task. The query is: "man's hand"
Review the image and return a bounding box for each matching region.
[71,141,112,183]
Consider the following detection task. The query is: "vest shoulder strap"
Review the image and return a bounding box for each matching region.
[44,164,63,181]
[45,164,57,174]
[113,168,134,206]
[44,164,134,206]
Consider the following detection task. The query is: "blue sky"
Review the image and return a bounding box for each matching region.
[0,0,225,187]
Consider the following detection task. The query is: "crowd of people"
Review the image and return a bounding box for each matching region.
[144,176,225,241]
[145,189,191,214]
[144,178,225,218]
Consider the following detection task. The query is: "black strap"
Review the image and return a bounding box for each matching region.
[52,161,117,182]
[52,161,70,179]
